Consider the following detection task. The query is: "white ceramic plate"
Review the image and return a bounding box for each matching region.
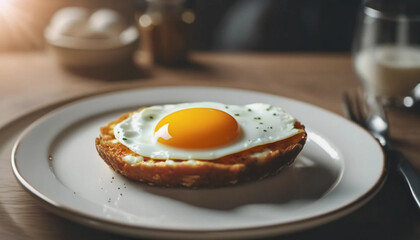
[12,86,385,239]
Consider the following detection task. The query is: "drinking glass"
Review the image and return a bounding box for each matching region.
[353,0,420,107]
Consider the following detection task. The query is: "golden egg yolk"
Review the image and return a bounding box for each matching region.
[154,108,240,149]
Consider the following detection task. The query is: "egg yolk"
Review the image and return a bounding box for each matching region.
[154,108,240,149]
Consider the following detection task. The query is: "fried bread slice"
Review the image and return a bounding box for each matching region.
[95,109,306,188]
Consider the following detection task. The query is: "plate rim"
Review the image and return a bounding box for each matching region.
[11,85,387,238]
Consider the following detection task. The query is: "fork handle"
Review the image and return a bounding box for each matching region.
[393,150,420,209]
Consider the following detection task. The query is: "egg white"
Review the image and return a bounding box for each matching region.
[114,102,301,161]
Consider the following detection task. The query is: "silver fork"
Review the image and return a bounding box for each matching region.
[343,91,420,209]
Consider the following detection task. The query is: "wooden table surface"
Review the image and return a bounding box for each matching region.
[1,51,419,239]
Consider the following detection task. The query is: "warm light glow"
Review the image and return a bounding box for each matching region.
[0,0,43,50]
[181,10,195,24]
[0,0,13,10]
[0,0,16,22]
[139,15,152,28]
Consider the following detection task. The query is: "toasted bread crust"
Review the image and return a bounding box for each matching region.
[95,109,307,188]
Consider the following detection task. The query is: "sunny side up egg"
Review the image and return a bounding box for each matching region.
[113,102,301,161]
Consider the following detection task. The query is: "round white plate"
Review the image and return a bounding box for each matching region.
[12,86,385,239]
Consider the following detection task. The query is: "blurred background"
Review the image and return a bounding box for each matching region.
[0,0,359,53]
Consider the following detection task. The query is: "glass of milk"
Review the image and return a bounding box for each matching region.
[353,0,420,107]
